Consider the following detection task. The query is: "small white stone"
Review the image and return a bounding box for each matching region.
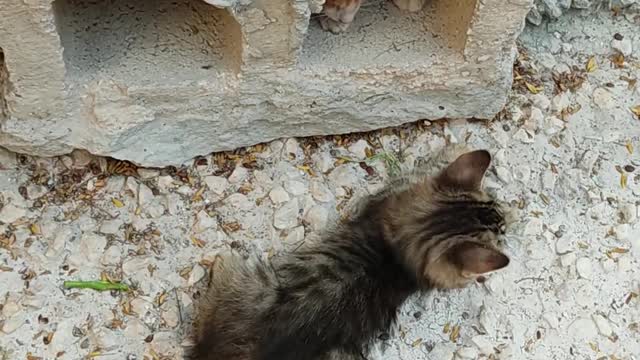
[495,167,511,183]
[618,203,637,224]
[592,88,615,109]
[471,335,494,355]
[101,246,123,266]
[284,226,305,243]
[46,226,73,258]
[123,258,150,276]
[226,193,252,211]
[313,152,333,174]
[567,318,598,340]
[456,346,479,359]
[71,149,94,168]
[512,166,531,184]
[274,199,300,230]
[0,203,26,223]
[99,219,121,234]
[617,256,631,272]
[26,184,48,199]
[592,314,613,337]
[611,38,633,56]
[269,186,290,204]
[228,166,249,184]
[525,107,544,131]
[284,138,302,158]
[304,205,329,231]
[429,342,455,360]
[543,313,559,329]
[551,92,570,112]
[310,181,333,203]
[613,224,632,242]
[283,180,305,196]
[579,150,598,173]
[157,175,175,193]
[560,252,576,267]
[204,175,229,195]
[576,257,593,279]
[194,210,217,233]
[188,265,206,286]
[329,165,358,188]
[130,298,152,316]
[79,233,107,262]
[532,93,551,110]
[2,314,25,334]
[146,201,166,218]
[522,218,543,236]
[138,183,154,206]
[348,139,371,160]
[0,147,17,168]
[541,171,557,190]
[2,301,21,317]
[162,307,180,328]
[513,129,534,144]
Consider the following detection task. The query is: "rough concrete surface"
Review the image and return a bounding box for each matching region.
[0,0,530,167]
[1,6,640,360]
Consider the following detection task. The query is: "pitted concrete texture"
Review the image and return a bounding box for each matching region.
[0,0,531,167]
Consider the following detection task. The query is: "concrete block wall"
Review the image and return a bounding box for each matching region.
[0,0,532,167]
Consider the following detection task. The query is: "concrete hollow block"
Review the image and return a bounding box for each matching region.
[0,0,533,166]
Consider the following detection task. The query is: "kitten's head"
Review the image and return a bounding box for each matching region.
[322,0,362,24]
[384,149,512,289]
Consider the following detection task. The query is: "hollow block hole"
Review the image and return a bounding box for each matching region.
[298,0,477,71]
[52,0,243,87]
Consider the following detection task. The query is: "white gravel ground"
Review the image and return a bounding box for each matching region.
[1,8,640,360]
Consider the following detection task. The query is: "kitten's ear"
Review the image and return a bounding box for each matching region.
[445,241,509,275]
[436,150,491,191]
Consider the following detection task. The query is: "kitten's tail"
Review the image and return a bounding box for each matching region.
[189,253,278,360]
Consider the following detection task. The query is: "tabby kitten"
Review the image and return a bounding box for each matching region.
[320,0,427,34]
[190,147,512,360]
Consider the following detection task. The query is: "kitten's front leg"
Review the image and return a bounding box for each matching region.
[320,17,352,34]
[391,0,425,12]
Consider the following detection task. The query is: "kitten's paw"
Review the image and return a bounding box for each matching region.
[392,0,425,12]
[320,17,351,34]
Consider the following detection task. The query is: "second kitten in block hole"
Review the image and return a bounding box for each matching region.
[320,0,426,34]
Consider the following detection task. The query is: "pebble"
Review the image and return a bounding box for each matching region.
[513,129,534,144]
[541,171,556,190]
[188,264,206,286]
[532,94,551,110]
[0,203,27,223]
[2,314,25,334]
[513,166,531,184]
[273,199,300,230]
[495,166,511,183]
[310,181,333,203]
[471,335,494,355]
[101,246,123,266]
[226,193,252,211]
[123,258,150,276]
[79,234,107,262]
[617,256,631,272]
[555,236,572,254]
[284,180,306,196]
[70,149,94,167]
[2,301,21,317]
[348,139,370,160]
[575,257,593,279]
[284,226,305,243]
[46,226,73,258]
[456,346,479,359]
[567,318,598,340]
[162,306,180,328]
[522,218,543,236]
[560,252,576,268]
[195,210,217,233]
[611,38,633,56]
[284,138,302,159]
[551,92,570,112]
[157,175,175,193]
[304,205,329,231]
[525,107,544,131]
[138,183,154,206]
[99,219,121,234]
[228,166,249,184]
[329,165,358,188]
[269,186,290,204]
[429,342,455,360]
[0,147,17,168]
[592,88,615,109]
[204,175,229,195]
[591,314,613,337]
[618,203,637,224]
[313,152,333,174]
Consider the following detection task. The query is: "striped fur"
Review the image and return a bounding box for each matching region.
[190,147,512,360]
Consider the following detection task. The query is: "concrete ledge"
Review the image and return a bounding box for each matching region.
[0,0,532,166]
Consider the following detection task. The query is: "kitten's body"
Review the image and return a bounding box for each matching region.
[320,0,426,34]
[191,146,512,360]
